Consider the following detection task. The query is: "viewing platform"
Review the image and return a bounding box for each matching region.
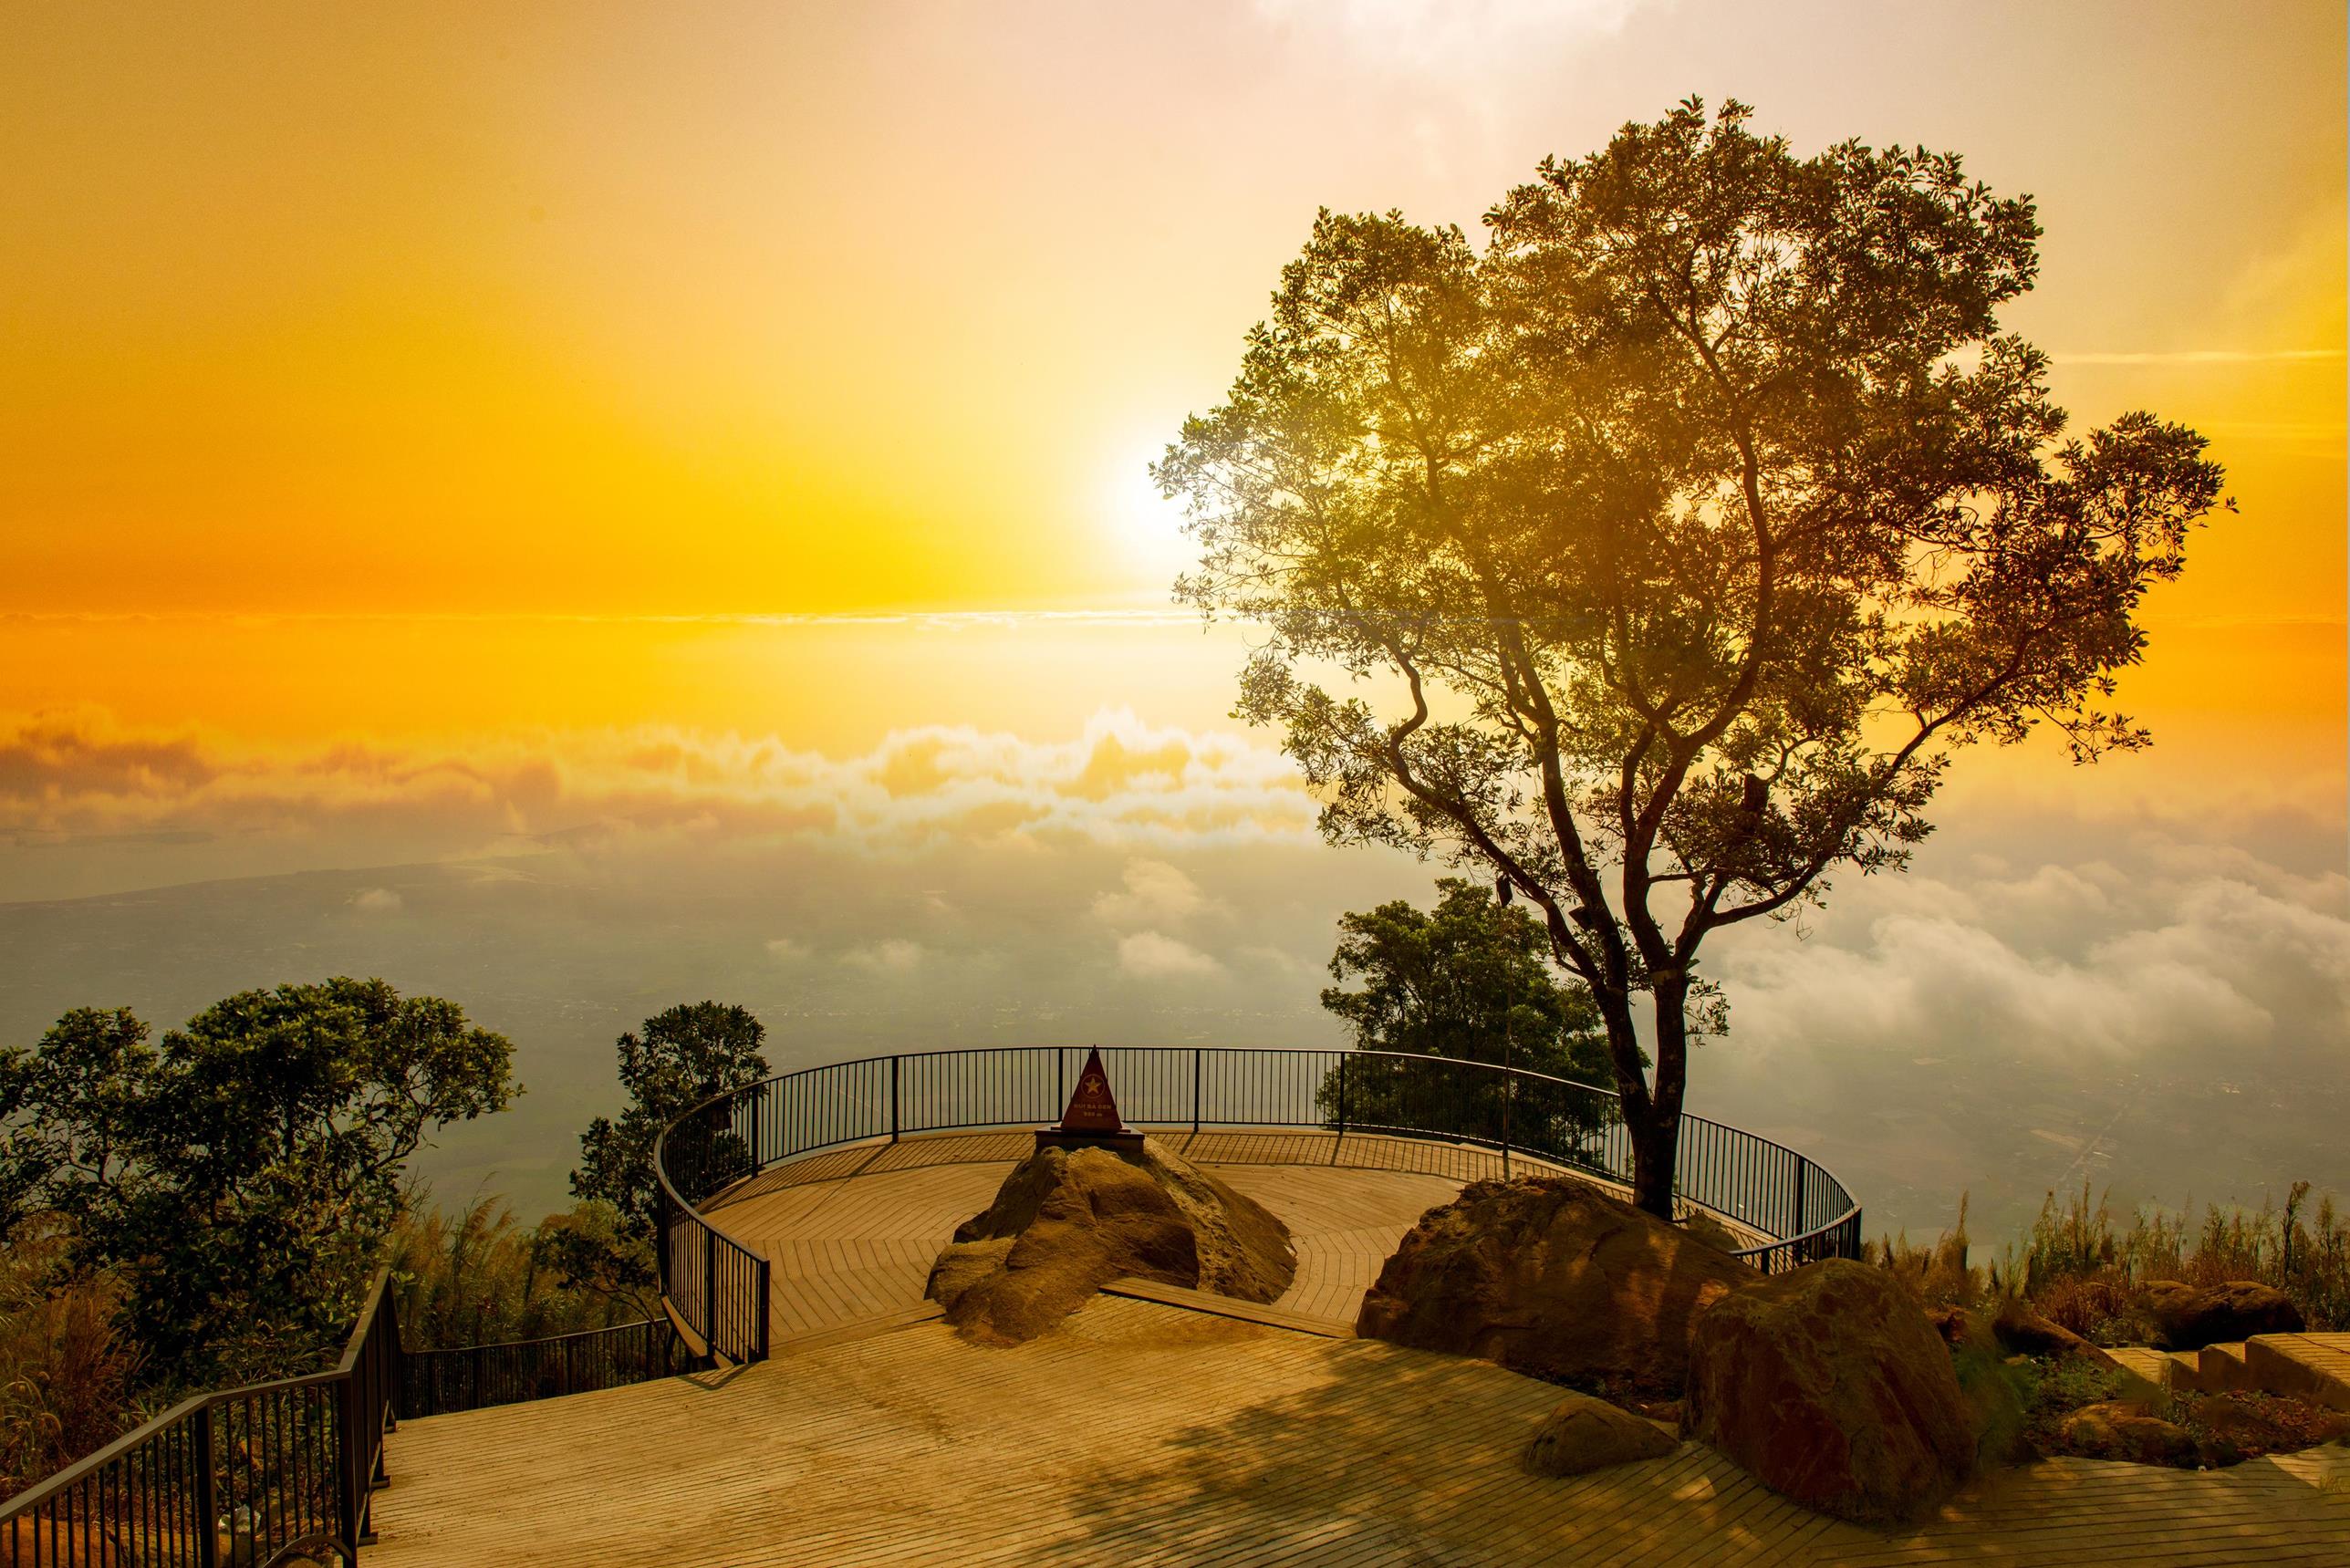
[13,1048,2345,1566]
[358,1118,2350,1564]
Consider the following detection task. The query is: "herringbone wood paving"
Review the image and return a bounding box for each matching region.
[369,1293,2350,1566]
[705,1127,1705,1341]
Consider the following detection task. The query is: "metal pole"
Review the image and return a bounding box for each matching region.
[193,1406,221,1568]
[702,1222,718,1354]
[1191,1047,1201,1136]
[889,1055,900,1143]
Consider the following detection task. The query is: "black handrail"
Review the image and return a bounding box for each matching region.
[654,1045,1863,1363]
[1,1267,400,1567]
[400,1317,690,1418]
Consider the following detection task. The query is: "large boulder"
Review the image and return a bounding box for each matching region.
[2140,1279,2304,1350]
[1684,1258,1974,1523]
[924,1137,1294,1345]
[1522,1392,1679,1477]
[1355,1176,1752,1395]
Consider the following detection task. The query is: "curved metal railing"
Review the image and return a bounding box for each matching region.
[656,1045,1862,1364]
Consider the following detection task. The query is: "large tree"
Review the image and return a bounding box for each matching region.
[0,980,516,1379]
[1159,100,2227,1218]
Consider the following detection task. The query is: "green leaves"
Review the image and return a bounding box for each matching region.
[3,981,517,1384]
[567,1002,770,1244]
[1166,99,2224,1212]
[1164,95,2226,996]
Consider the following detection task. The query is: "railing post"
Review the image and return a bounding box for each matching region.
[755,1257,772,1361]
[1793,1160,1807,1241]
[1502,1063,1513,1179]
[703,1221,719,1353]
[1336,1053,1348,1135]
[889,1055,900,1143]
[1191,1047,1201,1135]
[335,1376,364,1553]
[748,1088,764,1174]
[192,1405,221,1568]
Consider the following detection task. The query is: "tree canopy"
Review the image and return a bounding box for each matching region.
[1160,99,2227,1214]
[0,979,516,1380]
[1317,877,1618,1153]
[556,1002,771,1304]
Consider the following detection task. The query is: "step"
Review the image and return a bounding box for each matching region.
[2197,1340,2252,1393]
[2102,1345,2171,1386]
[1101,1276,1357,1338]
[2243,1333,2350,1412]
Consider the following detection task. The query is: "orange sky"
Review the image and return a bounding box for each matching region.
[1,0,2342,811]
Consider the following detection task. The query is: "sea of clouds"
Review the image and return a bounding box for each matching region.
[2,704,2343,1245]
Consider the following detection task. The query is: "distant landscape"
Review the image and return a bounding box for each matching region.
[6,747,2340,1249]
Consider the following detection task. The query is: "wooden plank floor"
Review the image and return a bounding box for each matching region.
[369,1294,2350,1566]
[704,1127,1739,1343]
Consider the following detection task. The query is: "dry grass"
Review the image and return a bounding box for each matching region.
[0,1230,141,1501]
[1870,1181,2350,1338]
[386,1191,650,1350]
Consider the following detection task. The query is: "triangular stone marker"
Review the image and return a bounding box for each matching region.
[1037,1045,1145,1149]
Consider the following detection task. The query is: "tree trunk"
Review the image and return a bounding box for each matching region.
[1628,977,1691,1220]
[1627,1103,1679,1219]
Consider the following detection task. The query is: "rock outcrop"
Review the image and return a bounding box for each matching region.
[2140,1280,2304,1350]
[1992,1296,2124,1370]
[1355,1176,1751,1395]
[1522,1392,1679,1477]
[2056,1400,2200,1467]
[924,1137,1294,1345]
[1684,1258,1975,1523]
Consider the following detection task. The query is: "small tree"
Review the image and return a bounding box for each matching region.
[1162,99,2227,1217]
[1318,877,1618,1156]
[0,981,517,1381]
[558,1003,771,1304]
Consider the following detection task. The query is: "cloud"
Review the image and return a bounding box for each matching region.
[841,939,924,975]
[0,707,1322,899]
[1709,814,2350,1077]
[1092,858,1218,929]
[764,936,809,961]
[353,887,403,913]
[1116,930,1222,980]
[2049,348,2345,365]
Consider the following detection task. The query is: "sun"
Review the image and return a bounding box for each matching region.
[1102,434,1196,592]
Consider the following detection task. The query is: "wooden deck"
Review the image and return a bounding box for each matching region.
[369,1293,2350,1565]
[703,1127,1722,1342]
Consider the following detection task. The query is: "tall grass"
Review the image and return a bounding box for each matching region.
[1870,1181,2350,1338]
[386,1191,651,1350]
[0,1231,141,1502]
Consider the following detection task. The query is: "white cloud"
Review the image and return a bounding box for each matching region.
[0,706,1320,900]
[764,936,809,961]
[353,887,402,913]
[841,939,925,975]
[1092,858,1218,929]
[1117,930,1222,981]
